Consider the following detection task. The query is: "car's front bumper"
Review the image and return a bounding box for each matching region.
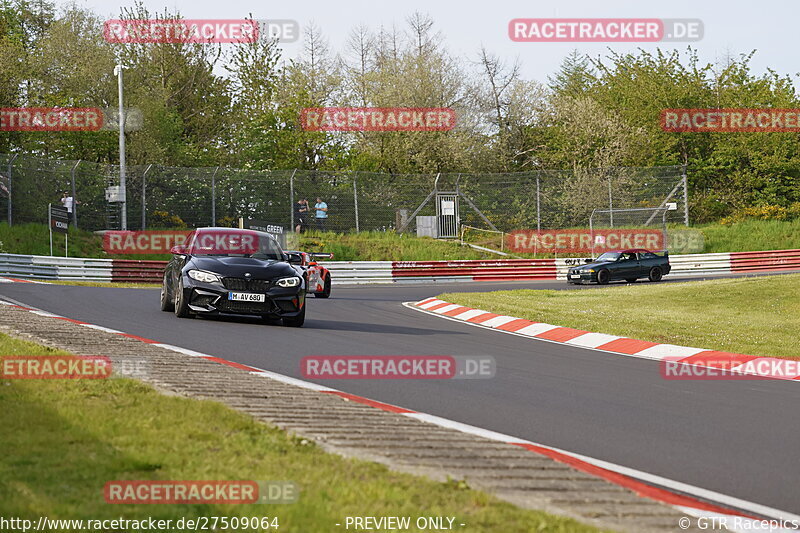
[566,270,596,284]
[181,278,305,317]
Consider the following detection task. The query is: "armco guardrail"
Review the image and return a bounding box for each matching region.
[393,259,557,282]
[0,250,798,284]
[730,249,800,272]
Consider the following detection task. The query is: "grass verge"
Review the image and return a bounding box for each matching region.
[0,223,495,261]
[697,219,800,253]
[3,220,799,261]
[440,274,800,360]
[0,332,600,532]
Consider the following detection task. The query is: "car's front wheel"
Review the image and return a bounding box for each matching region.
[174,278,193,318]
[314,275,331,298]
[648,267,663,282]
[282,304,305,327]
[160,274,174,312]
[597,269,610,285]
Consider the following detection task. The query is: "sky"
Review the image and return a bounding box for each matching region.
[67,0,800,85]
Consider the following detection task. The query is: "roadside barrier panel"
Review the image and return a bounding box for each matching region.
[0,250,797,284]
[111,259,167,282]
[730,249,800,272]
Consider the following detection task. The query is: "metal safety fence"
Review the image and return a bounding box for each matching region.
[0,153,688,235]
[1,249,798,284]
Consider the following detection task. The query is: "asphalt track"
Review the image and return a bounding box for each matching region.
[1,273,798,516]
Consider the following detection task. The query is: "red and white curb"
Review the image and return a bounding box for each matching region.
[0,297,798,531]
[409,297,800,381]
[0,277,48,284]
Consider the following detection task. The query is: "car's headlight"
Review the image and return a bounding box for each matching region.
[188,270,221,283]
[583,269,595,273]
[276,276,301,288]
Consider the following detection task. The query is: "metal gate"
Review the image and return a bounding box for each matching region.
[436,192,459,238]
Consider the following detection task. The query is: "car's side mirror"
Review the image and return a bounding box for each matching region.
[170,245,187,255]
[286,252,303,265]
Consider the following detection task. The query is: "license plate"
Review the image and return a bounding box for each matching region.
[569,274,580,279]
[228,292,265,302]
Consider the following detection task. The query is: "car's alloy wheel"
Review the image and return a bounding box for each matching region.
[649,267,663,282]
[174,278,193,318]
[314,275,331,298]
[282,304,305,327]
[160,274,175,312]
[597,269,610,285]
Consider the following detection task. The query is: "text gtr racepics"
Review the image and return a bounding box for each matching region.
[160,227,306,327]
[567,249,671,285]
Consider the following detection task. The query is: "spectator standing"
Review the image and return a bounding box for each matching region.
[60,191,78,224]
[294,198,308,233]
[314,197,328,231]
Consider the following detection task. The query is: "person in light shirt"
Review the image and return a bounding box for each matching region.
[314,197,328,231]
[60,191,79,224]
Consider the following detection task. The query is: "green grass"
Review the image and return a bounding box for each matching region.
[0,224,496,261]
[298,230,492,261]
[3,220,800,262]
[0,333,600,532]
[0,223,172,260]
[697,219,800,253]
[440,274,800,360]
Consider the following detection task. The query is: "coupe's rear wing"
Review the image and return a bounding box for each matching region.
[309,252,334,260]
[653,250,669,258]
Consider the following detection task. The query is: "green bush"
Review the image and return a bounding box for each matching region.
[719,203,800,225]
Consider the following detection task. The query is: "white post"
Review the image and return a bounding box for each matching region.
[48,203,53,256]
[115,64,128,230]
[682,165,689,226]
[353,175,360,232]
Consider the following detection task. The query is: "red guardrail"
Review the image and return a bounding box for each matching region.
[730,249,800,272]
[102,251,800,284]
[111,259,167,282]
[391,259,557,281]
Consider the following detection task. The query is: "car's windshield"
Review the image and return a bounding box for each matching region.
[596,252,621,262]
[188,231,285,260]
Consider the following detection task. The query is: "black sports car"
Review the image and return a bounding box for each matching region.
[567,249,671,285]
[160,227,306,327]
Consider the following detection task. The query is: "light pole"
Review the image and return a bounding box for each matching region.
[114,63,128,230]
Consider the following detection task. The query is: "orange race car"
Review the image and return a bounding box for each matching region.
[285,251,333,298]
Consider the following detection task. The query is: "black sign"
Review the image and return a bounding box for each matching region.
[50,205,69,234]
[245,219,285,247]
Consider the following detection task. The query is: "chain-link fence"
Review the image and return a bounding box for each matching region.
[0,153,688,234]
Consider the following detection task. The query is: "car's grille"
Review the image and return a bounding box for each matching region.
[222,277,271,292]
[216,299,278,315]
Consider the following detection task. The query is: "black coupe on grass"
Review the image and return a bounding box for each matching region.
[567,249,671,285]
[160,227,307,327]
